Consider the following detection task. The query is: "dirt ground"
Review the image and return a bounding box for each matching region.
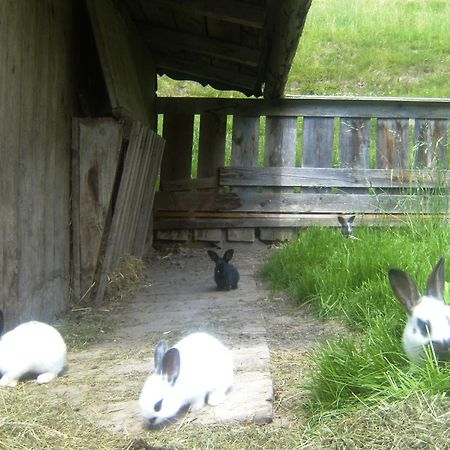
[47,242,338,444]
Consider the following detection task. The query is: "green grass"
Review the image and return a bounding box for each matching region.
[158,0,450,98]
[262,218,450,416]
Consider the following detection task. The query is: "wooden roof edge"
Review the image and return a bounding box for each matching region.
[263,0,313,100]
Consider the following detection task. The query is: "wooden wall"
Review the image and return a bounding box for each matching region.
[154,97,450,243]
[0,0,75,328]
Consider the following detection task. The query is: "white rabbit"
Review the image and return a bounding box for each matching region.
[388,257,450,363]
[0,310,67,387]
[139,332,234,426]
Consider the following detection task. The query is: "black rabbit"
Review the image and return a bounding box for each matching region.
[207,249,240,291]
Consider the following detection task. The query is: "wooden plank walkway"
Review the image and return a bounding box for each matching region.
[58,245,273,434]
[129,246,274,425]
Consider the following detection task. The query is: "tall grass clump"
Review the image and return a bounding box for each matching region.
[262,217,450,415]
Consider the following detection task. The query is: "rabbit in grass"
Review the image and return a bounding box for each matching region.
[337,215,357,239]
[207,249,240,291]
[388,257,450,364]
[139,332,234,426]
[0,310,67,387]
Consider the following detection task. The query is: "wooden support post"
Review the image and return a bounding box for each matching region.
[230,116,260,242]
[160,113,194,189]
[260,116,298,242]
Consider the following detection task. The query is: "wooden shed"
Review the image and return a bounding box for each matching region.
[0,0,313,327]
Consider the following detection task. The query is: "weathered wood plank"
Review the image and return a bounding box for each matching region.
[232,116,260,167]
[155,96,450,119]
[132,133,165,254]
[265,117,297,167]
[414,119,448,169]
[156,230,190,241]
[264,0,312,99]
[156,56,258,93]
[141,27,260,67]
[220,167,450,188]
[340,118,371,168]
[155,191,448,214]
[86,0,156,126]
[75,119,124,297]
[198,113,227,180]
[160,113,194,188]
[302,117,334,168]
[377,119,410,169]
[95,123,165,303]
[1,0,73,326]
[159,177,218,192]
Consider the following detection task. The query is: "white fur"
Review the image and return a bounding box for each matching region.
[139,332,233,425]
[403,296,450,363]
[0,321,67,387]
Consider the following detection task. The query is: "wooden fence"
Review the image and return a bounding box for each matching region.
[154,96,450,243]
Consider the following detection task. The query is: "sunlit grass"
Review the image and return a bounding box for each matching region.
[262,217,450,415]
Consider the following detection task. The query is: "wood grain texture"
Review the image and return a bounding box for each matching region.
[219,167,450,188]
[86,0,156,126]
[95,122,165,303]
[72,118,124,299]
[155,96,450,119]
[0,0,73,327]
[414,119,448,169]
[377,119,410,169]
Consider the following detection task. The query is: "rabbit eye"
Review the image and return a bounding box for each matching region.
[417,319,432,337]
[154,399,163,412]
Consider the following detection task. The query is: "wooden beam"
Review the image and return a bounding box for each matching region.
[219,167,450,189]
[154,213,443,230]
[263,0,313,99]
[155,191,449,214]
[155,56,258,93]
[155,96,450,119]
[151,0,266,28]
[141,26,260,67]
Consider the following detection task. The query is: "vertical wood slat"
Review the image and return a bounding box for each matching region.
[160,113,194,188]
[414,119,448,169]
[302,117,334,167]
[231,116,260,167]
[73,119,124,299]
[260,116,298,241]
[132,133,165,254]
[230,116,260,242]
[197,112,227,179]
[376,119,409,169]
[339,117,371,195]
[195,112,227,243]
[340,118,371,168]
[302,117,334,194]
[95,122,165,304]
[1,1,73,327]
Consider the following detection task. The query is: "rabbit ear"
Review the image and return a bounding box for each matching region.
[348,215,356,224]
[0,310,4,335]
[337,216,346,226]
[154,340,168,374]
[162,348,180,385]
[207,250,219,262]
[388,268,421,314]
[426,257,445,302]
[223,249,234,262]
